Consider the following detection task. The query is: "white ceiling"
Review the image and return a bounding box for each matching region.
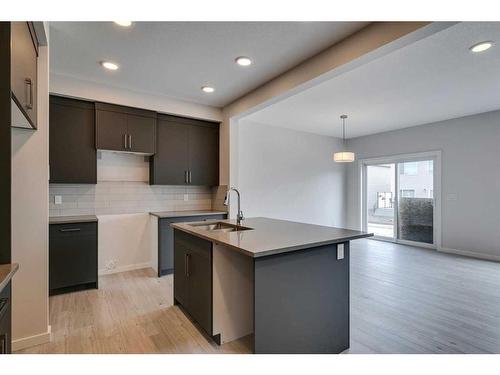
[244,22,500,138]
[49,21,368,107]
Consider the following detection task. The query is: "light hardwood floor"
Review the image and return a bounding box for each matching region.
[16,239,500,354]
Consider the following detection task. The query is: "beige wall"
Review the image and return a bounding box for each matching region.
[219,22,445,187]
[11,41,50,349]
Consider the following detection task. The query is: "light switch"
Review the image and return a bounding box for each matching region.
[54,195,62,205]
[337,243,345,260]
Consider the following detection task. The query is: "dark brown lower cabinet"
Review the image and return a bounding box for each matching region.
[157,214,226,277]
[0,282,11,354]
[49,222,98,295]
[174,229,212,336]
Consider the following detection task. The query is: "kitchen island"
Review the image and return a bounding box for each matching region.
[171,217,372,354]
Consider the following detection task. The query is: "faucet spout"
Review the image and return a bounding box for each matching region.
[223,187,244,226]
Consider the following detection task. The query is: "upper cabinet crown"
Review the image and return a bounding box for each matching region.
[95,102,156,154]
[150,115,219,186]
[11,22,38,129]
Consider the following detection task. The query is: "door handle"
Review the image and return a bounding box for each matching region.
[128,134,132,150]
[59,228,81,232]
[25,78,33,110]
[186,254,190,277]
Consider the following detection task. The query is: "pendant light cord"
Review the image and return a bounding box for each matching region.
[341,115,347,147]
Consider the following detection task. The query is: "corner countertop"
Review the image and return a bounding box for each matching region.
[0,263,19,292]
[171,217,373,258]
[49,215,98,225]
[150,210,228,219]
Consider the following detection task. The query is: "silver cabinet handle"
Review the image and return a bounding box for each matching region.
[124,134,128,149]
[186,253,190,277]
[59,228,81,232]
[128,134,132,150]
[184,171,188,184]
[25,78,33,109]
[188,170,192,184]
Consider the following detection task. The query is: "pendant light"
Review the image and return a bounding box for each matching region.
[333,114,355,163]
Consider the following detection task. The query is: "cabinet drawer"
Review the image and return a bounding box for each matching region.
[49,222,98,293]
[50,222,97,238]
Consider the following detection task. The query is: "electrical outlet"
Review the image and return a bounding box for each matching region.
[184,194,189,201]
[337,243,345,260]
[54,195,62,205]
[105,260,116,270]
[447,193,458,201]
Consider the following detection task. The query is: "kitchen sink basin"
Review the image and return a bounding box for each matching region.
[189,221,253,232]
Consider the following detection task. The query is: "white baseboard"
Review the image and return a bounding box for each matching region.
[98,262,152,275]
[12,325,51,351]
[439,247,500,262]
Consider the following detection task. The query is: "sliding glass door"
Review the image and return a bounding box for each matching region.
[397,160,434,244]
[366,164,396,238]
[362,153,439,248]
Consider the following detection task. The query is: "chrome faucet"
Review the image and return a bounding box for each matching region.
[223,187,244,226]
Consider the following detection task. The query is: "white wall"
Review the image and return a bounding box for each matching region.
[346,110,500,260]
[236,120,346,227]
[97,214,152,275]
[11,43,50,350]
[50,73,222,122]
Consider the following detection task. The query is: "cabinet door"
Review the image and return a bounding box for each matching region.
[187,246,212,335]
[95,109,128,151]
[49,96,96,184]
[49,223,97,292]
[158,214,226,277]
[127,114,156,154]
[11,22,37,129]
[188,124,219,186]
[150,117,189,185]
[173,238,189,307]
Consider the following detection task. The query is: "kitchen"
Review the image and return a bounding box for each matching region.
[2,14,500,366]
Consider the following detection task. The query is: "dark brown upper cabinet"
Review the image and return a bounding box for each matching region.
[95,102,156,154]
[188,124,219,186]
[150,114,219,186]
[11,22,38,130]
[49,96,97,184]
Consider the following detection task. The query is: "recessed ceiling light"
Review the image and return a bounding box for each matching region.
[100,61,119,71]
[201,86,215,93]
[469,41,493,53]
[114,21,132,27]
[235,56,252,66]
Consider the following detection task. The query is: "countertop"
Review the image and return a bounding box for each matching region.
[49,215,98,225]
[150,210,228,219]
[171,217,373,258]
[0,263,19,292]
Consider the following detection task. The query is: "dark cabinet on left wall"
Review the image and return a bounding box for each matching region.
[49,95,97,184]
[11,22,38,129]
[49,219,98,295]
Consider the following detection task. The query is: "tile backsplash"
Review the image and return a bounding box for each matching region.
[49,181,216,217]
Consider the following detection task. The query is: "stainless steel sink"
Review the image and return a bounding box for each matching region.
[189,221,253,232]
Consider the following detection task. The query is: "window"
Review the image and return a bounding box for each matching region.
[401,162,418,175]
[401,189,415,198]
[427,160,434,174]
